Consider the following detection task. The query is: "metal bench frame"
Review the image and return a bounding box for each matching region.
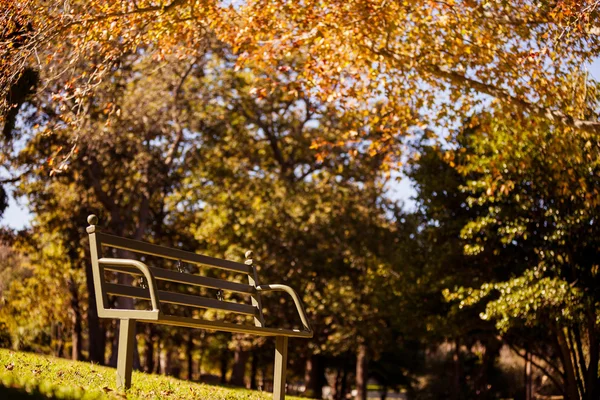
[85,215,312,399]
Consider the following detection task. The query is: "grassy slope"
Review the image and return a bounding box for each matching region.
[0,348,303,399]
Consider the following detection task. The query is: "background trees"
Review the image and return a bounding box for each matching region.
[3,0,599,160]
[1,34,410,398]
[445,107,600,399]
[1,1,600,399]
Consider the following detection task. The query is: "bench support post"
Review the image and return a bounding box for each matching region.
[273,336,288,400]
[116,318,136,390]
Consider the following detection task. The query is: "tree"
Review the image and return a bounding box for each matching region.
[166,52,408,397]
[445,103,600,399]
[402,140,522,399]
[3,0,599,167]
[0,229,85,358]
[4,28,413,397]
[7,40,220,363]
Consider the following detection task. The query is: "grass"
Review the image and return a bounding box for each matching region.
[0,348,303,399]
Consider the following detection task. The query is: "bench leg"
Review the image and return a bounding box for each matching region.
[116,319,136,390]
[273,336,288,400]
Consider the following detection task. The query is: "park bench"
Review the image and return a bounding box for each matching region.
[85,215,312,399]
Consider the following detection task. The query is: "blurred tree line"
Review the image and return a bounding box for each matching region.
[1,33,599,400]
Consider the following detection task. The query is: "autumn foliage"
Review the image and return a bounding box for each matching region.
[3,1,600,145]
[1,1,600,399]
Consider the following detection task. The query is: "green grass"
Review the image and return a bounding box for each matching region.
[0,348,303,399]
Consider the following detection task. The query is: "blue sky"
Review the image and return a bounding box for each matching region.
[3,58,600,230]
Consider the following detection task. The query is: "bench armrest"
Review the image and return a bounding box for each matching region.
[99,258,162,313]
[256,284,312,334]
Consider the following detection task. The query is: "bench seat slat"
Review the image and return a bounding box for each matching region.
[105,283,258,316]
[103,265,255,294]
[97,233,251,274]
[154,315,313,338]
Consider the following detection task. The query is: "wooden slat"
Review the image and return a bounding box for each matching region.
[105,283,258,316]
[155,315,314,338]
[97,233,250,274]
[103,265,255,294]
[98,309,160,320]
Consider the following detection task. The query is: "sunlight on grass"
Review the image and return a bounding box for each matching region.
[0,348,302,399]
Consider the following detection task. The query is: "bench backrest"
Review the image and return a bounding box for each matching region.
[86,215,266,326]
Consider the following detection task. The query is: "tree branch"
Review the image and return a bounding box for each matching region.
[376,47,600,135]
[0,170,29,184]
[585,304,599,397]
[565,326,586,396]
[506,341,565,396]
[426,63,600,135]
[66,0,189,29]
[295,162,325,182]
[238,100,291,179]
[555,324,582,399]
[572,325,589,388]
[164,57,199,169]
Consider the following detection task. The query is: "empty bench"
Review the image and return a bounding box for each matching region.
[85,215,312,399]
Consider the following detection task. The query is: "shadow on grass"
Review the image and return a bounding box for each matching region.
[0,385,49,399]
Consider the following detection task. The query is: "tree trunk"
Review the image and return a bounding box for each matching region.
[332,364,349,400]
[453,338,461,400]
[156,338,162,374]
[525,351,532,400]
[482,337,501,397]
[585,306,599,400]
[187,333,194,381]
[304,354,325,399]
[340,364,348,400]
[85,259,105,364]
[160,341,172,375]
[250,351,259,390]
[261,365,268,391]
[230,344,249,387]
[71,310,82,361]
[556,326,580,400]
[220,347,229,384]
[356,343,368,400]
[68,276,83,361]
[52,322,64,357]
[333,367,342,400]
[198,347,204,377]
[144,325,154,373]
